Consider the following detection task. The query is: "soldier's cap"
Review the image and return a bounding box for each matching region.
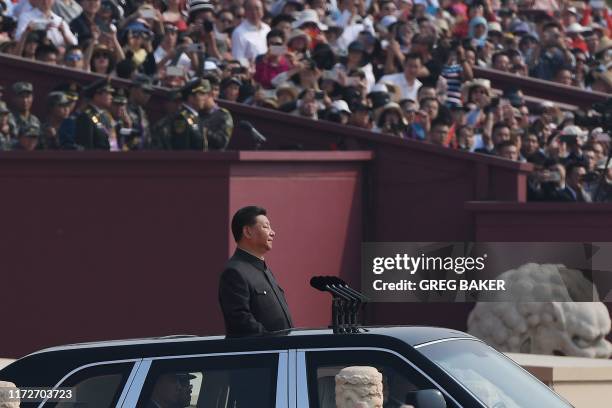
[131,74,154,92]
[0,101,9,114]
[181,78,211,98]
[221,76,242,88]
[112,88,128,105]
[165,89,182,101]
[19,125,41,138]
[53,82,82,101]
[47,91,72,107]
[12,81,33,95]
[84,77,114,98]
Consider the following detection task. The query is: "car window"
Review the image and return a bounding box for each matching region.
[45,362,134,408]
[136,353,279,408]
[418,339,573,408]
[306,350,458,408]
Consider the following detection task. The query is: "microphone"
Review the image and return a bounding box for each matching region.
[329,277,369,303]
[238,120,267,144]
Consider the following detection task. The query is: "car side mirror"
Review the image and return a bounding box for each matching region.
[414,389,447,408]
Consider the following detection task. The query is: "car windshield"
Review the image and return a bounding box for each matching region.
[417,339,573,408]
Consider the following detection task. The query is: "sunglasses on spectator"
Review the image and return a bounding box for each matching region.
[66,53,83,61]
[93,53,110,59]
[220,18,233,24]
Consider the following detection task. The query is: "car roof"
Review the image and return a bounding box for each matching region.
[0,326,473,387]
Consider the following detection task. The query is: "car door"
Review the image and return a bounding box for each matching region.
[295,348,464,408]
[121,351,288,408]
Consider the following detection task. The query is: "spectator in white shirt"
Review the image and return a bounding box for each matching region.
[377,52,423,101]
[231,0,270,62]
[16,0,77,49]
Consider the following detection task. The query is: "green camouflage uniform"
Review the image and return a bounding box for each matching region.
[201,105,233,150]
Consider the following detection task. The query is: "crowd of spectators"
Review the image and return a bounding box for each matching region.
[0,0,611,200]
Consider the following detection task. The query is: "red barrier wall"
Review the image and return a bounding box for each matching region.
[0,151,370,358]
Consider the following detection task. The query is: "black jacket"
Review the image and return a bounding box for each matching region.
[219,249,293,337]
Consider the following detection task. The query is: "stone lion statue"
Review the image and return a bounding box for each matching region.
[468,263,612,358]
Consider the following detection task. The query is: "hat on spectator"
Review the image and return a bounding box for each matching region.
[292,9,327,31]
[561,125,587,139]
[84,77,114,98]
[287,29,310,45]
[181,78,211,99]
[125,20,153,36]
[112,88,128,104]
[12,82,33,95]
[188,0,214,13]
[564,6,578,15]
[488,22,502,34]
[260,98,279,110]
[131,74,154,92]
[47,91,71,107]
[376,102,407,127]
[380,15,398,30]
[595,37,612,55]
[511,21,530,35]
[276,82,299,100]
[565,23,589,34]
[332,100,351,115]
[0,101,9,114]
[462,78,491,95]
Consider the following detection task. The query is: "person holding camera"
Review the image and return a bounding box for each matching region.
[254,29,292,89]
[185,0,222,61]
[15,0,78,50]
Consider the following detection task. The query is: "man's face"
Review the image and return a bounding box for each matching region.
[403,58,421,80]
[244,215,275,252]
[493,55,510,71]
[493,126,511,145]
[568,166,586,189]
[94,90,112,109]
[189,91,209,110]
[133,87,152,106]
[19,135,39,151]
[15,92,33,112]
[500,144,519,160]
[299,93,318,117]
[82,0,101,14]
[153,374,192,408]
[523,134,539,155]
[430,125,449,146]
[244,0,263,24]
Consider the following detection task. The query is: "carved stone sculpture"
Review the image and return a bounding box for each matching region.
[0,381,19,408]
[468,263,612,358]
[335,366,383,408]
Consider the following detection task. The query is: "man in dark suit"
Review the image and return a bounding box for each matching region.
[219,206,293,337]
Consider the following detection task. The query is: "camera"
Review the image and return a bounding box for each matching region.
[574,98,612,130]
[203,20,214,33]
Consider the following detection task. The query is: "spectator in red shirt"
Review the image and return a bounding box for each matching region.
[254,29,292,89]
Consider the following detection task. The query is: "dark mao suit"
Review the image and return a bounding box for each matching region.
[219,248,293,337]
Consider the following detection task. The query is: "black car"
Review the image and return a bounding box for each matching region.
[0,326,573,408]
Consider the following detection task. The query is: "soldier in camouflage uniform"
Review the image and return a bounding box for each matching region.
[0,101,16,150]
[75,78,115,150]
[12,125,41,151]
[8,82,40,138]
[200,78,233,151]
[169,78,212,150]
[150,90,182,150]
[126,74,153,150]
[40,92,72,150]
